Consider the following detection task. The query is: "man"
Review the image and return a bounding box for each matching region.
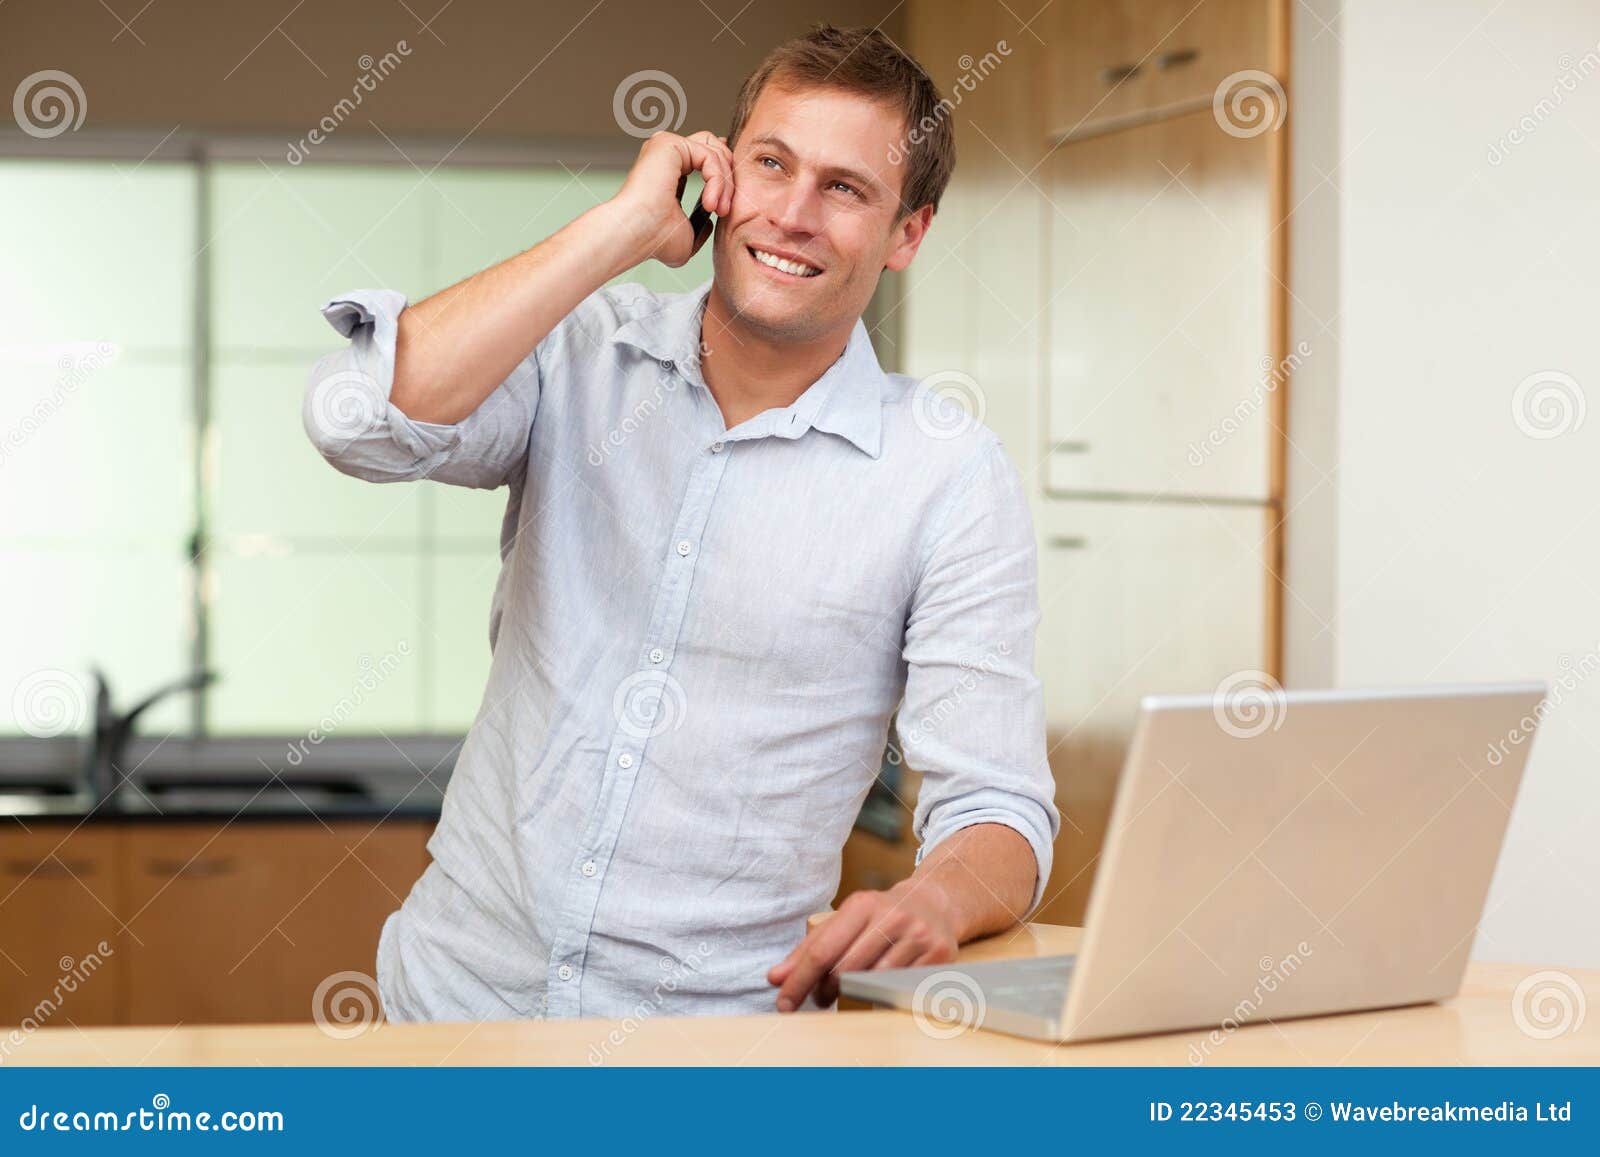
[305,24,1058,1021]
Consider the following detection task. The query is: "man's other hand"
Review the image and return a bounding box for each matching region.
[766,880,959,1011]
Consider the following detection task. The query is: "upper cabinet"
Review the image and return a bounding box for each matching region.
[1045,107,1275,500]
[1046,0,1276,140]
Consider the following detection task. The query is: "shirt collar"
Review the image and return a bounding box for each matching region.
[610,278,885,459]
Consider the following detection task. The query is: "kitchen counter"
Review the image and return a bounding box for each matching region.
[0,736,451,823]
[12,924,1599,1065]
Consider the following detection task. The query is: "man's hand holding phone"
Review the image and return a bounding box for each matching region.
[611,129,736,269]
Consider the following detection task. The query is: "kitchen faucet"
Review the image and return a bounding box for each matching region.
[85,668,218,808]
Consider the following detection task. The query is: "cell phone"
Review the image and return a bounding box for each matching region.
[676,173,715,247]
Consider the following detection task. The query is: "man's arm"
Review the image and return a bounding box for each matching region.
[767,437,1059,1011]
[303,130,736,485]
[389,130,736,425]
[767,822,1034,1011]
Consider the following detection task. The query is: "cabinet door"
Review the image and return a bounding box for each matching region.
[1033,498,1273,923]
[1046,108,1274,500]
[0,827,126,1027]
[123,821,429,1025]
[1046,0,1274,138]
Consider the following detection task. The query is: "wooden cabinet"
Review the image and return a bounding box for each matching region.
[1046,0,1275,139]
[835,829,917,902]
[0,819,431,1027]
[1032,499,1274,923]
[123,821,429,1025]
[905,0,1289,929]
[0,827,127,1027]
[835,767,922,903]
[1045,108,1274,499]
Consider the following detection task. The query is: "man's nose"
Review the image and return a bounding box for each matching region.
[770,183,824,235]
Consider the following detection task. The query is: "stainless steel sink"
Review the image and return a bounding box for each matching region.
[0,777,93,817]
[121,773,376,814]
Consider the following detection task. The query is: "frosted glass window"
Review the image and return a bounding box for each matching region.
[210,362,424,544]
[207,551,424,734]
[209,163,430,352]
[424,554,502,730]
[432,167,714,295]
[0,360,192,541]
[1,547,192,737]
[3,154,710,738]
[0,162,193,737]
[0,161,194,354]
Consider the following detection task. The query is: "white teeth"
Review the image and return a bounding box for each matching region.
[750,247,820,278]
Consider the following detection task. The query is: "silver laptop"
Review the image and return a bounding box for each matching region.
[842,682,1547,1042]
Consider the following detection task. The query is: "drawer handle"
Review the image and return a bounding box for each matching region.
[145,856,236,879]
[1047,535,1088,551]
[1050,440,1091,454]
[4,857,94,878]
[1100,62,1141,86]
[1156,48,1200,70]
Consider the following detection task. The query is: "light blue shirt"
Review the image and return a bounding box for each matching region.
[306,277,1058,1022]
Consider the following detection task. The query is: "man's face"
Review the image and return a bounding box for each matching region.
[711,81,929,344]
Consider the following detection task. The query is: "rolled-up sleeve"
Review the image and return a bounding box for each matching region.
[304,288,540,489]
[895,438,1060,916]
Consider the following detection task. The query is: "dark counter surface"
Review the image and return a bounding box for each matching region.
[0,735,453,823]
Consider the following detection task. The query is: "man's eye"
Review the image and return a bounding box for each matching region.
[831,182,859,197]
[759,156,781,170]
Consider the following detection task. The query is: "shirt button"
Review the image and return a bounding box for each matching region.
[557,964,574,981]
[711,441,725,453]
[618,753,634,769]
[581,860,597,877]
[676,539,692,557]
[659,357,674,370]
[648,647,665,664]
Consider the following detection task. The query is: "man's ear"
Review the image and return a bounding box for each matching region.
[884,204,934,273]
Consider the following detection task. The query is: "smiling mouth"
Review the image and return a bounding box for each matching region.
[746,245,823,279]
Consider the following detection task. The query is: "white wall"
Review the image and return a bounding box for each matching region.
[1288,0,1600,967]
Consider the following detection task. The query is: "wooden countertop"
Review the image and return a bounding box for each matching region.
[13,924,1599,1065]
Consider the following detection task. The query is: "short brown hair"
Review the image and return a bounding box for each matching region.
[726,23,955,219]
